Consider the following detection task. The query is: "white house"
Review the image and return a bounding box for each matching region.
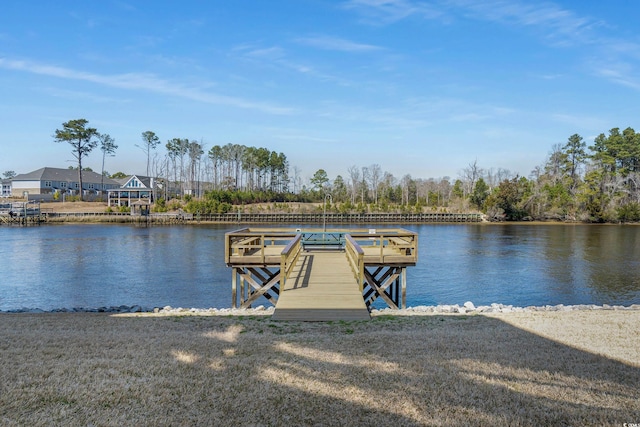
[107,174,158,207]
[1,179,11,197]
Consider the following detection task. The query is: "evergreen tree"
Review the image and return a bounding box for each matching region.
[54,119,99,201]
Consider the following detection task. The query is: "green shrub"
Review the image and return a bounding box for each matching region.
[184,198,233,214]
[617,203,640,222]
[167,201,183,211]
[153,198,168,213]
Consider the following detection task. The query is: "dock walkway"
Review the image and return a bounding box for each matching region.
[272,250,370,321]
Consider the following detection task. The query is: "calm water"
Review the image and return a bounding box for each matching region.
[1,223,639,310]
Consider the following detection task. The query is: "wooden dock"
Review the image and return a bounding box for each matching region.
[225,227,418,321]
[0,201,42,225]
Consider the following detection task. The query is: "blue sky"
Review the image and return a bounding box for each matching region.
[1,1,639,183]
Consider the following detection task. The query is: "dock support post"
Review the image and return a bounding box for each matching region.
[240,272,246,307]
[401,267,406,309]
[232,268,237,308]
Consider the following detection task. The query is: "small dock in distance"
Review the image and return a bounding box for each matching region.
[224,228,418,321]
[0,201,42,225]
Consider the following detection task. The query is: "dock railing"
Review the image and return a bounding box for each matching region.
[348,229,418,265]
[225,227,300,265]
[300,231,345,250]
[345,234,365,292]
[280,234,303,288]
[225,227,418,266]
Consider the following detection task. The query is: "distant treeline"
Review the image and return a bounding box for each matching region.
[178,127,639,223]
[44,118,638,222]
[481,127,640,222]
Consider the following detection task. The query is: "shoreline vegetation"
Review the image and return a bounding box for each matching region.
[5,201,638,224]
[1,309,638,425]
[2,198,639,224]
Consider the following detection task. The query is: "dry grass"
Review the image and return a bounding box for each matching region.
[1,311,639,426]
[40,201,108,213]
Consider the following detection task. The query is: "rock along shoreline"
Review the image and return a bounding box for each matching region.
[2,301,640,315]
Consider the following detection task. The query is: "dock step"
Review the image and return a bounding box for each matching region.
[272,308,370,321]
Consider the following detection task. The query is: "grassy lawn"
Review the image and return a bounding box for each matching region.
[1,311,639,426]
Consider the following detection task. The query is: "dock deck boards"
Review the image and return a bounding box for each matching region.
[272,250,370,321]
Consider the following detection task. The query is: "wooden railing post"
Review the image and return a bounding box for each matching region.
[231,267,237,308]
[280,253,287,289]
[358,251,364,293]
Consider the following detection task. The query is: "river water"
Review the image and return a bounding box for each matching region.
[1,223,639,311]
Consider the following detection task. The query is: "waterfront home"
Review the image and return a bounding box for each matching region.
[10,167,120,200]
[107,174,159,207]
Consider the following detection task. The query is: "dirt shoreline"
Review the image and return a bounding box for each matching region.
[1,310,638,426]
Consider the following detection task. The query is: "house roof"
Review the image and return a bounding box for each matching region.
[114,177,129,186]
[12,167,120,185]
[121,175,154,188]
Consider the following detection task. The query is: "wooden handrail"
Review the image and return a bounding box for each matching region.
[282,233,302,255]
[347,230,418,264]
[345,234,364,292]
[280,234,302,287]
[224,227,250,263]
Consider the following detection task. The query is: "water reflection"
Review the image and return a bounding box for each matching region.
[0,223,639,310]
[582,226,640,300]
[410,224,640,307]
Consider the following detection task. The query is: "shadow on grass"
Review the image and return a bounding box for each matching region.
[1,313,638,426]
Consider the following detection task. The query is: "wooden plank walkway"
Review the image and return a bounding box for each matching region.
[272,250,370,321]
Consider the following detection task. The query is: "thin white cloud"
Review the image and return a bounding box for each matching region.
[268,128,340,144]
[551,113,610,130]
[345,0,640,91]
[232,44,355,86]
[40,86,131,104]
[113,1,137,12]
[343,0,444,24]
[296,35,383,52]
[310,95,516,132]
[448,0,599,46]
[244,46,287,60]
[595,65,640,90]
[606,39,640,59]
[346,0,597,44]
[0,57,294,115]
[538,73,563,80]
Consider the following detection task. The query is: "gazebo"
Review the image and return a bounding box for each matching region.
[130,200,150,216]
